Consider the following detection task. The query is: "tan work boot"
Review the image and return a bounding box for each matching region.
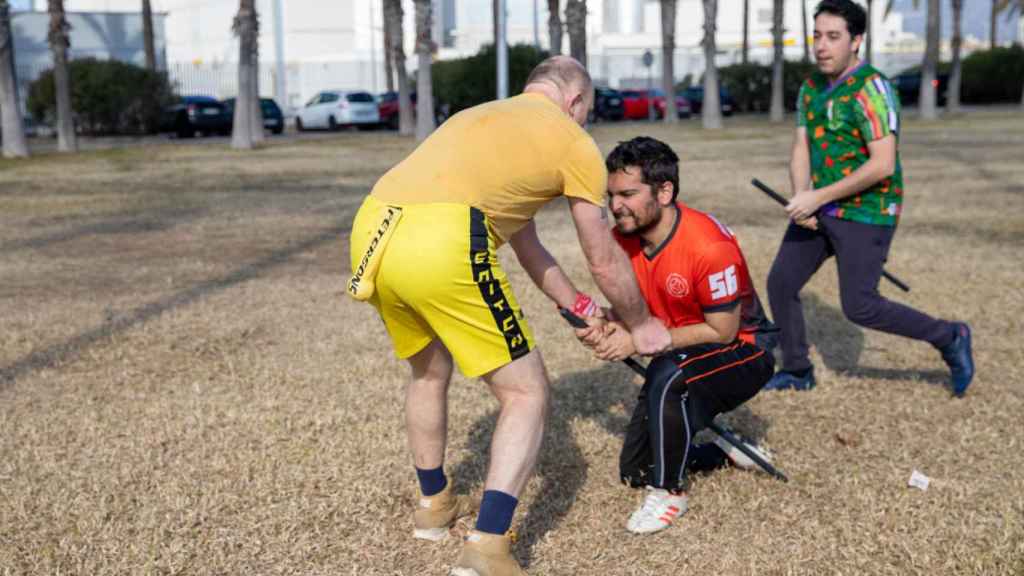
[449,530,526,576]
[413,484,477,541]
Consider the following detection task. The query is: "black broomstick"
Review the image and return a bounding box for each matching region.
[751,178,911,292]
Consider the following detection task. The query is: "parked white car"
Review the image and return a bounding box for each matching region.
[295,90,380,131]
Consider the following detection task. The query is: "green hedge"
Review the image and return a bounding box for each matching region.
[714,60,817,113]
[960,45,1024,103]
[28,58,174,135]
[899,46,1023,104]
[432,44,549,115]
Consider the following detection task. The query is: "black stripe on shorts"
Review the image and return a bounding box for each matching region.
[469,207,530,362]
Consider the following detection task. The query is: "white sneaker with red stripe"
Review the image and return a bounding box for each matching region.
[625,487,688,534]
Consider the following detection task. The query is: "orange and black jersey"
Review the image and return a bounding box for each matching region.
[613,202,771,345]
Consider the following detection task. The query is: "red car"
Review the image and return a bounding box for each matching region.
[621,89,691,120]
[378,91,450,129]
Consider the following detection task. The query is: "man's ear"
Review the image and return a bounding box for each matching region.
[851,33,864,54]
[657,181,675,205]
[569,91,584,113]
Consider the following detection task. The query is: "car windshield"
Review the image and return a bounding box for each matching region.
[260,100,280,114]
[346,93,374,103]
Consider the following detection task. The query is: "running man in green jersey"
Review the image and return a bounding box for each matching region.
[763,0,974,396]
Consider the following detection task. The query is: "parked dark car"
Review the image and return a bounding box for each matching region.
[221,97,285,134]
[654,89,692,119]
[591,87,625,122]
[161,95,232,138]
[891,72,949,107]
[682,86,735,116]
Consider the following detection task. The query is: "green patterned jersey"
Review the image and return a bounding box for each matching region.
[797,63,904,226]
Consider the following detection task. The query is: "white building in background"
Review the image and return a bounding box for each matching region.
[36,0,921,107]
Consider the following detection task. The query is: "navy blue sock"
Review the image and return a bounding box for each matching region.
[475,490,518,535]
[415,466,447,497]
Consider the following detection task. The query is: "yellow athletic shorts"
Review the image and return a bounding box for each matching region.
[349,195,535,377]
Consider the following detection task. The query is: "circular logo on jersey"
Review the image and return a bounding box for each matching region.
[666,273,689,298]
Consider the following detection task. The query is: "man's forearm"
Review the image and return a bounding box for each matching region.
[569,198,652,329]
[526,258,579,310]
[669,323,732,348]
[589,247,650,329]
[790,156,811,195]
[510,220,579,309]
[790,130,811,194]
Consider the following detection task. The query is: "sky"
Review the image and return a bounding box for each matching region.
[9,0,1019,44]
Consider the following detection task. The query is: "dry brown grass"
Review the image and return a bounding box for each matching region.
[1,112,1022,575]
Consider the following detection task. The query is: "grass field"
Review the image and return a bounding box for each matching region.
[1,112,1022,575]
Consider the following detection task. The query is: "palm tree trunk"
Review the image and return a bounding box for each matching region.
[947,0,962,113]
[801,0,810,63]
[702,0,721,129]
[493,0,499,44]
[0,0,28,157]
[548,0,562,54]
[47,0,76,152]
[742,0,749,64]
[249,22,263,146]
[770,0,784,122]
[565,0,586,66]
[231,0,258,149]
[661,0,677,123]
[414,0,435,141]
[990,0,998,49]
[385,0,413,136]
[141,0,156,71]
[383,0,394,92]
[919,0,940,120]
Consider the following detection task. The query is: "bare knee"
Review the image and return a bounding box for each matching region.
[485,351,550,414]
[407,340,454,391]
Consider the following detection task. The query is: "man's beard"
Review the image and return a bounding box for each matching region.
[615,204,662,237]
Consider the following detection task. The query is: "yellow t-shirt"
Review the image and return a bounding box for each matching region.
[371,92,607,243]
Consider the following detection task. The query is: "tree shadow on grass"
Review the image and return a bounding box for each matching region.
[802,292,866,373]
[800,292,948,388]
[0,199,362,389]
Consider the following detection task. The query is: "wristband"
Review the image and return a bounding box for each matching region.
[571,292,599,318]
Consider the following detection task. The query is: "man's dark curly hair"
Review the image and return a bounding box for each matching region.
[815,0,867,38]
[605,136,680,202]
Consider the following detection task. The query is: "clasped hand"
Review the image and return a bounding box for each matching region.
[574,318,637,362]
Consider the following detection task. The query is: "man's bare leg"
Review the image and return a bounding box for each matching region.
[406,340,477,542]
[481,349,550,496]
[406,339,454,474]
[468,350,550,536]
[450,350,549,575]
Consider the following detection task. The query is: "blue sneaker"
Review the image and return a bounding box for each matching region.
[940,322,974,397]
[762,366,816,391]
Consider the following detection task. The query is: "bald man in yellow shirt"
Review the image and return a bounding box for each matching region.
[349,56,670,576]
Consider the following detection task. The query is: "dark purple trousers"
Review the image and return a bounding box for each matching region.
[766,214,954,373]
